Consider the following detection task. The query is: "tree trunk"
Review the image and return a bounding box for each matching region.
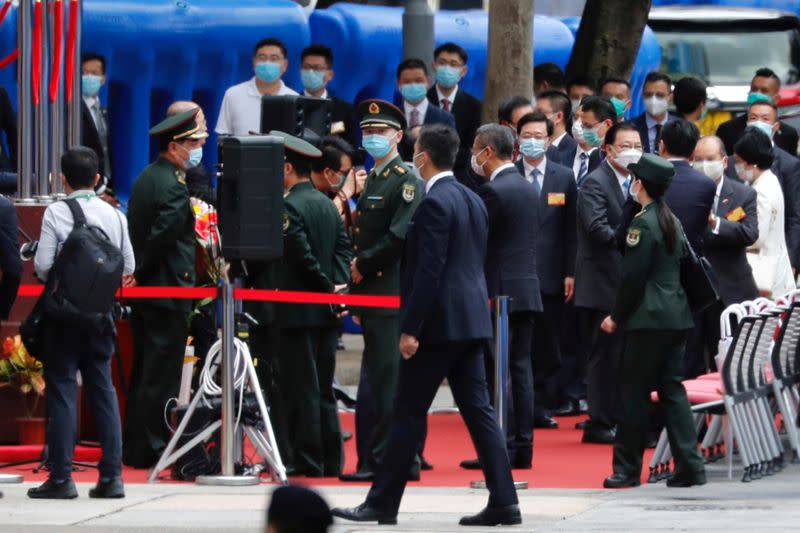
[565,0,651,84]
[483,0,534,124]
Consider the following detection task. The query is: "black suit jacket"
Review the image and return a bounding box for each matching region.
[478,166,542,313]
[427,86,482,182]
[0,87,16,172]
[516,158,577,295]
[705,177,759,306]
[0,195,20,319]
[631,112,679,153]
[400,174,493,342]
[330,95,359,151]
[664,160,717,255]
[81,99,113,185]
[717,113,799,155]
[397,102,456,161]
[575,162,625,311]
[545,133,579,168]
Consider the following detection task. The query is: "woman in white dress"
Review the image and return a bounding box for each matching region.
[734,127,795,298]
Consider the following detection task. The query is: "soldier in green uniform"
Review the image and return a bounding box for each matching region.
[600,153,706,488]
[270,131,352,477]
[123,108,206,468]
[340,100,422,482]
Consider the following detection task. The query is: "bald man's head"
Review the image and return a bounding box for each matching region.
[167,101,207,132]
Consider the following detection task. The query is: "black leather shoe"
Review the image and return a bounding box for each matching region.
[342,431,353,442]
[554,400,580,416]
[332,503,397,525]
[603,473,640,488]
[578,399,589,413]
[459,458,482,470]
[582,426,616,444]
[89,478,125,499]
[666,471,707,487]
[459,504,522,526]
[27,479,78,499]
[574,420,588,430]
[420,456,434,471]
[339,470,375,482]
[534,415,559,429]
[512,457,532,469]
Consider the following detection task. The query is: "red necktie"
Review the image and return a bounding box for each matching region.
[441,99,451,112]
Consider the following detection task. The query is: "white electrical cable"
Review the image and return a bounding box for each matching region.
[198,337,250,430]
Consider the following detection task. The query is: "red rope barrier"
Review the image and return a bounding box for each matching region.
[32,0,42,106]
[64,0,78,102]
[0,1,12,28]
[0,48,17,70]
[48,0,63,102]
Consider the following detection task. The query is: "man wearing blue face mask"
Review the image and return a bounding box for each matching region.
[216,38,298,136]
[300,45,357,149]
[600,77,632,122]
[81,53,114,188]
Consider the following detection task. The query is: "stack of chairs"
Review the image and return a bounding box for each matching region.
[647,293,800,483]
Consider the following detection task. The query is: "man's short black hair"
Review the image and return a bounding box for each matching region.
[434,42,468,64]
[604,121,639,147]
[397,58,428,79]
[253,37,287,58]
[61,147,99,189]
[498,96,531,123]
[534,62,566,89]
[567,75,596,93]
[417,124,459,169]
[81,52,106,74]
[644,71,672,88]
[301,44,334,67]
[600,76,631,90]
[312,135,355,173]
[580,96,616,124]
[660,118,700,158]
[673,76,707,116]
[748,99,779,120]
[735,127,775,169]
[286,150,313,178]
[517,111,554,137]
[754,67,780,83]
[537,89,571,121]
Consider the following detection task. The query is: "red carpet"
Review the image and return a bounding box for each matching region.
[0,412,654,489]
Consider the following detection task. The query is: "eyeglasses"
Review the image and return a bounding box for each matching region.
[302,64,329,72]
[256,54,284,62]
[435,59,464,68]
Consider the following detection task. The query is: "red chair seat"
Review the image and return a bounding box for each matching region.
[697,372,720,381]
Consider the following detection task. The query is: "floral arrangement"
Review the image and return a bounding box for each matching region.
[191,197,224,283]
[0,335,45,417]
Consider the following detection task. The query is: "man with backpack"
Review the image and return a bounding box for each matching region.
[28,147,135,499]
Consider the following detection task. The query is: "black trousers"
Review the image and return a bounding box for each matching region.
[123,304,188,468]
[43,321,121,481]
[577,306,623,430]
[557,301,585,403]
[366,339,518,515]
[533,293,563,414]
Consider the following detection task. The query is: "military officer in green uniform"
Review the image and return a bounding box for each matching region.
[340,100,422,482]
[123,108,206,468]
[599,153,706,488]
[270,131,352,477]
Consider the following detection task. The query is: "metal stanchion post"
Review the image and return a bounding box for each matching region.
[66,0,81,150]
[17,0,34,201]
[35,0,51,200]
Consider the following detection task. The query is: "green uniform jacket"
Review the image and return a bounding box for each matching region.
[127,157,196,312]
[276,181,352,328]
[611,202,694,331]
[350,154,421,316]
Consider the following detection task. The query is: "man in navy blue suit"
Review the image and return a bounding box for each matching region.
[515,111,577,430]
[631,72,679,154]
[332,124,520,527]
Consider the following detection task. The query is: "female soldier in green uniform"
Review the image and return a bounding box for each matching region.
[600,153,707,489]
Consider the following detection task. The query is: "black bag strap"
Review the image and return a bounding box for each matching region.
[64,198,87,228]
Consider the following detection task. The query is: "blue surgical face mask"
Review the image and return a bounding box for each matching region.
[610,97,628,118]
[747,91,771,106]
[583,125,603,148]
[301,69,326,92]
[519,138,547,159]
[255,61,282,83]
[400,83,428,104]
[179,143,203,169]
[362,133,396,159]
[81,74,102,97]
[435,66,461,89]
[747,120,775,140]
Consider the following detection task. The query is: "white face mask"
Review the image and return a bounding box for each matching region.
[644,95,669,117]
[735,162,755,183]
[571,120,585,143]
[471,148,488,177]
[613,148,643,169]
[629,179,642,203]
[692,159,725,182]
[571,99,581,115]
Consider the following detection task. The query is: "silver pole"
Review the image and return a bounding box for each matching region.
[402,0,434,61]
[35,0,50,199]
[494,295,509,433]
[50,0,64,196]
[66,0,81,149]
[17,0,33,200]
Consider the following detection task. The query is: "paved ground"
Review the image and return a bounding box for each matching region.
[1,459,799,532]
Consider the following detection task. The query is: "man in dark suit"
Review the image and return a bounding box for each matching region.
[717,68,798,156]
[81,53,113,187]
[515,112,577,429]
[427,42,482,185]
[459,123,541,470]
[631,72,679,153]
[300,44,358,149]
[536,90,578,167]
[575,122,642,443]
[0,194,20,319]
[332,124,520,527]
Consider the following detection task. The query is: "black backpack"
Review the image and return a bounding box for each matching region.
[41,198,125,332]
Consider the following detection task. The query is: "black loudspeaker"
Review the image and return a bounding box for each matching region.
[217,136,284,262]
[260,95,332,142]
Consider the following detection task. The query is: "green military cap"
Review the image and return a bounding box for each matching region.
[149,107,206,142]
[268,130,322,158]
[357,98,407,130]
[628,153,675,187]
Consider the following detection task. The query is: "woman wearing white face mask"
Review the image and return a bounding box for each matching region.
[734,127,795,297]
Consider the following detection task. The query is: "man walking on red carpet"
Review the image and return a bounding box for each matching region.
[331,125,521,527]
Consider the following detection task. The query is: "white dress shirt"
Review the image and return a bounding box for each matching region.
[572,147,597,181]
[645,113,670,151]
[711,176,724,234]
[522,157,547,189]
[304,89,329,99]
[404,98,429,128]
[436,85,458,111]
[607,161,630,196]
[551,131,567,148]
[215,77,298,136]
[489,162,516,181]
[426,171,453,193]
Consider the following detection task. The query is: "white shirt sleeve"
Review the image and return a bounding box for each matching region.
[115,209,136,275]
[34,206,58,281]
[215,89,232,135]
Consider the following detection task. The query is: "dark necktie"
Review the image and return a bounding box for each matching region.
[441,98,451,112]
[578,152,589,182]
[410,109,421,128]
[531,168,541,195]
[653,123,662,153]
